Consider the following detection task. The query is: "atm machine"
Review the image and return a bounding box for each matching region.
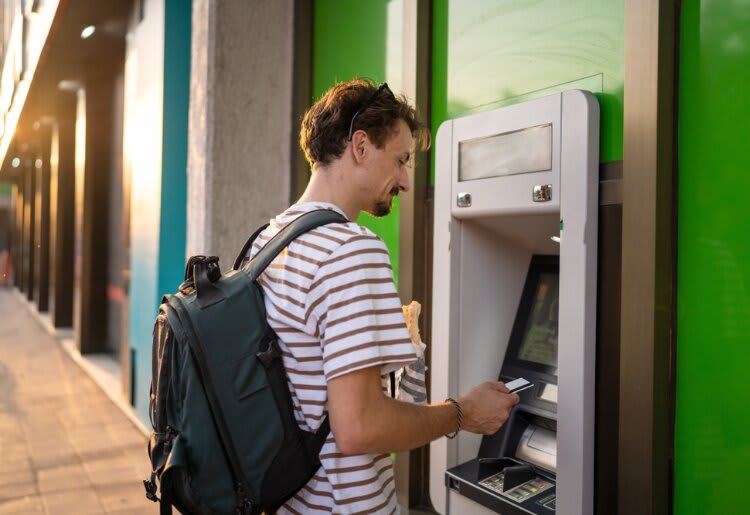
[430,90,599,514]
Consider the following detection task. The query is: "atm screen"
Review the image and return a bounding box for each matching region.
[512,260,559,370]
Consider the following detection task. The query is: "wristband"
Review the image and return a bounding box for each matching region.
[445,398,462,439]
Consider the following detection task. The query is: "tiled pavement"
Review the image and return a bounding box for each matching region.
[0,289,153,514]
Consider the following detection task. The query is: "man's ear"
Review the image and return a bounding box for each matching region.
[351,129,368,164]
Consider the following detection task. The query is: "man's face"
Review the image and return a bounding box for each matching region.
[360,118,414,217]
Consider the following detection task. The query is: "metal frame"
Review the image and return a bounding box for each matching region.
[290,0,314,202]
[619,0,678,513]
[397,0,433,509]
[594,161,622,515]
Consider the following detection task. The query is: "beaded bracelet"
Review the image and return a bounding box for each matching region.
[445,398,462,439]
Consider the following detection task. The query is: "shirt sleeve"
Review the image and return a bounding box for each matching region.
[307,230,418,381]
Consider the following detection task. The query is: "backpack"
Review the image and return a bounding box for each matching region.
[143,209,348,515]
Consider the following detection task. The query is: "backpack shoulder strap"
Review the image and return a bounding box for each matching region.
[243,209,348,280]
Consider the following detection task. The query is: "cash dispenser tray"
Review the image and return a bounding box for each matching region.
[446,457,556,514]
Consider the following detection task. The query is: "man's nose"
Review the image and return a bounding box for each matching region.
[397,168,410,192]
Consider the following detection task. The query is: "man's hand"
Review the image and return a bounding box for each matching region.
[458,382,520,435]
[328,368,520,455]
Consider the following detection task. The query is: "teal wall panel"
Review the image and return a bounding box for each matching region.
[431,0,624,183]
[312,0,403,284]
[130,0,191,424]
[158,0,191,304]
[127,0,166,424]
[675,1,750,513]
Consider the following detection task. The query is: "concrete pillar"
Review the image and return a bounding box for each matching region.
[49,91,76,328]
[187,0,296,266]
[33,123,52,312]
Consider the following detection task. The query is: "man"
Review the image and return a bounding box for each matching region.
[244,79,519,514]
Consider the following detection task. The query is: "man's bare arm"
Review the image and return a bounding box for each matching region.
[327,366,519,455]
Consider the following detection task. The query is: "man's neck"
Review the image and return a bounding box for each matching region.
[297,163,362,221]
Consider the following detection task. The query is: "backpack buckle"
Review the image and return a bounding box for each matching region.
[256,335,281,368]
[143,477,159,502]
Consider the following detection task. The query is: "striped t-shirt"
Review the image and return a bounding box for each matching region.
[242,202,418,514]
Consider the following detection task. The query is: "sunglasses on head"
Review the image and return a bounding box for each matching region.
[347,83,394,141]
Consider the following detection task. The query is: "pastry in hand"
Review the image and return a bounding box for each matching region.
[399,300,427,404]
[402,300,425,358]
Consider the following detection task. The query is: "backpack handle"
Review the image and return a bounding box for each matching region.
[182,255,226,309]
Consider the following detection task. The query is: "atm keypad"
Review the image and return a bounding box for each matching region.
[479,472,553,503]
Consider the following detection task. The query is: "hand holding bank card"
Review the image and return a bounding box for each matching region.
[505,377,533,394]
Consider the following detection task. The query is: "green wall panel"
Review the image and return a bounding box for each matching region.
[312,0,402,284]
[431,0,624,183]
[675,1,750,513]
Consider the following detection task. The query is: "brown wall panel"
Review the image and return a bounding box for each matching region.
[105,68,126,356]
[33,125,52,312]
[78,64,121,354]
[13,179,24,290]
[22,154,35,300]
[49,91,77,328]
[595,201,622,515]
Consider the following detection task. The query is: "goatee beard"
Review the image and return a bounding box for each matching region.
[371,200,391,217]
[367,188,399,218]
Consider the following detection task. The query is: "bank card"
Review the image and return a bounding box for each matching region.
[505,377,534,394]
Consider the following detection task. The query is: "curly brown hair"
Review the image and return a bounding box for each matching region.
[300,78,429,169]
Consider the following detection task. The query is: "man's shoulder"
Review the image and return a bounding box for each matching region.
[282,221,386,277]
[276,207,386,255]
[312,220,382,244]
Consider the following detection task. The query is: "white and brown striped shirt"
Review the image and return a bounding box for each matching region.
[243,202,418,514]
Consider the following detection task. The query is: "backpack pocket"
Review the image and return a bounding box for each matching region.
[161,434,216,515]
[229,348,269,401]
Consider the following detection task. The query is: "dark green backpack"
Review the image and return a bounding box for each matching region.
[144,209,348,515]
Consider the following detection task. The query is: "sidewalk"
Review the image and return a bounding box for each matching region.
[0,289,152,514]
